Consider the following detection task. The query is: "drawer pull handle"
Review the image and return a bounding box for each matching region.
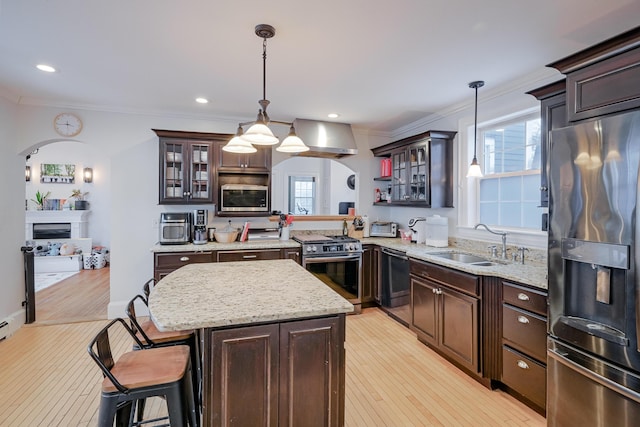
[179,256,190,262]
[517,315,530,324]
[517,293,530,301]
[243,255,258,259]
[517,360,530,370]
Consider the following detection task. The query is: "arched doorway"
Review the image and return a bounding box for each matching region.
[22,139,110,324]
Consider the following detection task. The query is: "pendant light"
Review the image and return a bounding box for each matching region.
[466,80,484,178]
[222,126,257,154]
[223,24,308,154]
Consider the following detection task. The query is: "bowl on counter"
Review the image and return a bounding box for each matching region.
[213,229,239,243]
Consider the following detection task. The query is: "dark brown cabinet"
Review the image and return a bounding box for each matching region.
[361,244,379,305]
[154,129,232,205]
[216,248,282,262]
[500,281,548,413]
[282,247,301,264]
[548,27,640,122]
[217,142,271,172]
[527,80,567,209]
[371,130,456,207]
[158,138,214,204]
[410,259,480,374]
[153,251,214,281]
[204,315,345,427]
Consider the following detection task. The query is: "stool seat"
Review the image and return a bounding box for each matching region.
[103,345,189,393]
[136,319,193,345]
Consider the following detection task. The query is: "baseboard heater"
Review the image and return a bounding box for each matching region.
[0,321,9,341]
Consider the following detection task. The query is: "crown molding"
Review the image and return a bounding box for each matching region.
[389,67,562,140]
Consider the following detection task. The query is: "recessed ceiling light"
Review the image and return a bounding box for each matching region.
[328,113,340,118]
[36,64,56,73]
[195,97,209,104]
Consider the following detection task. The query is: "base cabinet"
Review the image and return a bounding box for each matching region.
[153,251,214,281]
[410,260,480,375]
[500,280,548,413]
[204,315,345,427]
[361,244,379,305]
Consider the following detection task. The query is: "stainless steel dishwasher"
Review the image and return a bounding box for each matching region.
[380,247,410,308]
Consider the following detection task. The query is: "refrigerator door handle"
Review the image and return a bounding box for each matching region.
[548,347,640,404]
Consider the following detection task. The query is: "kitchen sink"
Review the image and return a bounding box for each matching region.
[429,252,496,266]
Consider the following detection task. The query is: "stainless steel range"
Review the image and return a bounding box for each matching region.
[294,234,363,314]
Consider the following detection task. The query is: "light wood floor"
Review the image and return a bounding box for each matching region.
[0,307,545,426]
[35,268,110,324]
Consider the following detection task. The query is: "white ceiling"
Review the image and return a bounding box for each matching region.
[1,0,639,133]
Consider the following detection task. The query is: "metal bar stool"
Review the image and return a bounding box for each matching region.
[142,278,156,302]
[87,318,198,427]
[126,295,201,420]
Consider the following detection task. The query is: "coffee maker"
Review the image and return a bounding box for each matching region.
[408,217,426,244]
[192,209,208,244]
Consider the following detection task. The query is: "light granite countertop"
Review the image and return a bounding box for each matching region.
[148,259,354,331]
[151,236,547,290]
[362,237,548,290]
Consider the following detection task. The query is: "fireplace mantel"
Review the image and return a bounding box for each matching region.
[25,210,90,240]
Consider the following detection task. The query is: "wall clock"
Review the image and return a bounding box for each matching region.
[53,112,83,137]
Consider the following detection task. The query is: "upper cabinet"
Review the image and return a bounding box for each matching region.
[526,80,567,209]
[153,129,230,205]
[371,130,456,208]
[547,26,640,123]
[216,142,271,173]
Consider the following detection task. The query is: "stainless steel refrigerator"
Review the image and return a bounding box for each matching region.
[548,109,640,426]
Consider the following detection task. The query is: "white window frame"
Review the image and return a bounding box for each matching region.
[458,106,547,248]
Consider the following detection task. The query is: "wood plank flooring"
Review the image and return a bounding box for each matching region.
[0,307,545,426]
[35,267,110,324]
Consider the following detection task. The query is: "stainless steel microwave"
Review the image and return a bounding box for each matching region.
[220,184,269,212]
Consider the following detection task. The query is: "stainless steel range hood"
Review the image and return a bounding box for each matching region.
[292,118,358,158]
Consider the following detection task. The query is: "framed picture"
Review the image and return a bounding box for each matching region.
[40,163,75,184]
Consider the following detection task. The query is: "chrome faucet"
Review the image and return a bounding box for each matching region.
[474,223,508,259]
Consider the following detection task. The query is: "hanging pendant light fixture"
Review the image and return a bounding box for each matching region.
[223,24,308,154]
[466,80,484,178]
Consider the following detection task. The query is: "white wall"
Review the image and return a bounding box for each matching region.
[1,72,556,323]
[0,97,27,324]
[271,157,356,215]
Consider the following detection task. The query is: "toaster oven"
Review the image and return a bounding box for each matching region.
[370,221,398,237]
[159,212,191,244]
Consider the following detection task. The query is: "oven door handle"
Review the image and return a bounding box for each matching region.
[303,254,362,264]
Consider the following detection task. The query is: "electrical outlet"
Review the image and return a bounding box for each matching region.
[152,217,159,228]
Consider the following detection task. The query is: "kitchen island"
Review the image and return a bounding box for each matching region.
[148,259,354,427]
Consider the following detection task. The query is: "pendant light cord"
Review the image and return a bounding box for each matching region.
[262,38,267,102]
[473,85,478,159]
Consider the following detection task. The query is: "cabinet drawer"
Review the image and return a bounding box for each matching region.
[410,260,479,296]
[502,305,547,363]
[502,281,547,315]
[217,249,281,262]
[502,346,546,410]
[155,251,213,269]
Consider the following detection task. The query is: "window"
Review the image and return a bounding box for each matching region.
[288,176,316,215]
[477,114,542,229]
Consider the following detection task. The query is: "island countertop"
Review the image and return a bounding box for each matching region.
[148,259,354,331]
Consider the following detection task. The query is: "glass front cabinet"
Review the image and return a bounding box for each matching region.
[372,130,456,208]
[154,129,229,205]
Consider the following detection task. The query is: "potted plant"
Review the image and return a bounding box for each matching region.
[70,189,89,210]
[31,190,51,210]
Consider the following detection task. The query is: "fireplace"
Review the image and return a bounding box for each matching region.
[25,210,90,240]
[33,223,71,239]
